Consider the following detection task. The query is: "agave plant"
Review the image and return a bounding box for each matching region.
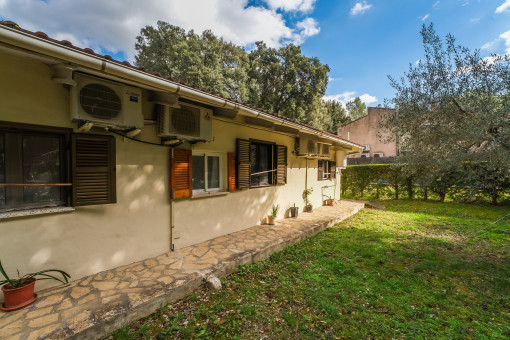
[0,261,70,289]
[271,204,279,218]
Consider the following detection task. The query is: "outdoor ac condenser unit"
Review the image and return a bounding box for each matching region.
[157,103,213,142]
[318,143,331,158]
[71,73,143,130]
[296,134,318,157]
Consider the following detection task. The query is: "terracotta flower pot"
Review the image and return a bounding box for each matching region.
[1,278,37,311]
[267,216,276,225]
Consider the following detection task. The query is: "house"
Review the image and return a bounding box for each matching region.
[337,107,396,163]
[0,21,361,292]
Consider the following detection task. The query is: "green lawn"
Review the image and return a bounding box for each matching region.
[110,201,510,339]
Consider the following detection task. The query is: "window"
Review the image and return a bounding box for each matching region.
[318,160,336,181]
[0,123,117,212]
[236,139,287,189]
[0,124,70,212]
[192,152,222,193]
[250,142,275,187]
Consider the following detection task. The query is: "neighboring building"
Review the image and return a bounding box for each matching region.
[0,22,361,293]
[337,107,396,161]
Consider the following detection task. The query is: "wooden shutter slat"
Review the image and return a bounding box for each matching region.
[72,134,116,206]
[236,139,250,189]
[276,145,287,185]
[170,148,192,199]
[330,161,336,180]
[228,152,236,192]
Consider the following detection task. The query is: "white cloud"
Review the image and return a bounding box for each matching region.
[470,17,481,23]
[359,94,377,105]
[350,1,372,16]
[264,0,316,13]
[482,30,510,54]
[323,91,378,108]
[500,30,510,54]
[294,17,320,43]
[421,14,430,21]
[0,0,320,62]
[495,0,510,13]
[433,1,440,8]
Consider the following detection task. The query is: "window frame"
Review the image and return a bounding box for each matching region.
[318,160,336,181]
[191,151,224,195]
[249,139,277,189]
[0,122,72,212]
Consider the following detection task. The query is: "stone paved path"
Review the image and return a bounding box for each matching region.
[0,201,364,340]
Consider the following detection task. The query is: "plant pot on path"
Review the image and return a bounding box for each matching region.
[1,278,37,311]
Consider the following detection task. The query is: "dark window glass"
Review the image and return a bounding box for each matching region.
[250,142,275,187]
[0,134,4,206]
[22,135,62,203]
[0,126,68,212]
[207,156,220,189]
[192,155,205,191]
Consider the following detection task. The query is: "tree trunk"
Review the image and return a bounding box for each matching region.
[394,184,399,200]
[407,179,413,200]
[439,192,446,202]
[491,191,498,205]
[424,188,428,201]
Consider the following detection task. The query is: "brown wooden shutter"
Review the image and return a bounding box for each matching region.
[318,160,324,181]
[330,161,336,180]
[227,152,236,192]
[72,134,116,206]
[236,139,250,189]
[170,148,192,199]
[276,144,287,185]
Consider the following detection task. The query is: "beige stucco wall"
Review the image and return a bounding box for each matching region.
[338,107,396,157]
[0,52,340,295]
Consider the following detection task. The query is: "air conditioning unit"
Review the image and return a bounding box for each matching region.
[71,73,143,130]
[157,103,213,142]
[318,143,331,158]
[373,152,384,158]
[363,145,371,152]
[296,134,318,157]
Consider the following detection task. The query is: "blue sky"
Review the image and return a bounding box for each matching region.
[1,0,509,108]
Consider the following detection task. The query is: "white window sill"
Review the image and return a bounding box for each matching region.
[191,191,229,200]
[0,206,75,219]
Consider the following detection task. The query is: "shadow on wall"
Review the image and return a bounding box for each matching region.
[173,186,281,247]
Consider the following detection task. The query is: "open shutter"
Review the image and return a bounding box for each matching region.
[330,161,337,180]
[318,160,324,181]
[276,144,287,185]
[170,148,192,199]
[228,152,236,192]
[236,139,250,189]
[72,134,116,206]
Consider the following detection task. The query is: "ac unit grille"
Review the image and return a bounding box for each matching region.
[172,107,200,137]
[322,144,330,155]
[307,140,315,154]
[80,83,121,120]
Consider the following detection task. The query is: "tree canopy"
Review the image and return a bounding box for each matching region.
[135,21,347,132]
[382,24,510,203]
[346,97,367,121]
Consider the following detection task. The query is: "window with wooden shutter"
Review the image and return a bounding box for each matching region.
[227,152,236,192]
[72,134,116,206]
[236,139,250,189]
[330,161,337,179]
[276,144,287,185]
[170,148,192,199]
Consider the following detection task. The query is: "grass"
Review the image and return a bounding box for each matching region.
[108,200,509,339]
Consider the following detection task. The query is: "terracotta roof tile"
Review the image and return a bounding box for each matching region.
[0,20,361,147]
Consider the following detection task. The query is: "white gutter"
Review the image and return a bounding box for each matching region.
[0,24,362,151]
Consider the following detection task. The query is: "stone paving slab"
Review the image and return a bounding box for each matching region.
[0,201,364,340]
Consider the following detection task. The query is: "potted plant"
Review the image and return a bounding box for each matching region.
[267,204,279,225]
[289,203,299,218]
[302,187,313,212]
[1,261,70,312]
